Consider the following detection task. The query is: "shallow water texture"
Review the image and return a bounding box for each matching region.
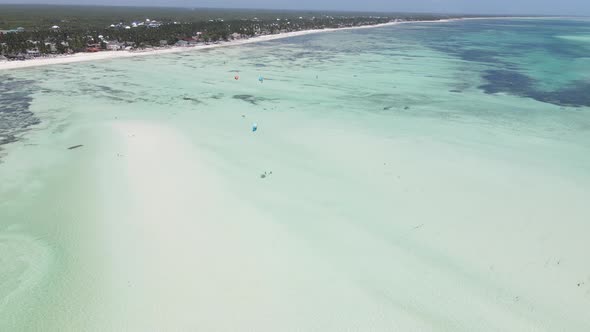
[1,19,590,331]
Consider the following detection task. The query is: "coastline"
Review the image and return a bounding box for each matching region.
[0,17,531,71]
[2,16,590,330]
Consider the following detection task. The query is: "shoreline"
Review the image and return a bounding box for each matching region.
[1,15,590,330]
[0,16,565,71]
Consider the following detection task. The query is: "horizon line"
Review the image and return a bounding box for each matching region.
[0,3,588,18]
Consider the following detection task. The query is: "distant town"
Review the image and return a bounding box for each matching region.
[0,5,466,60]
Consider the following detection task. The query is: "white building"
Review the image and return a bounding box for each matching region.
[106,41,123,50]
[26,49,40,56]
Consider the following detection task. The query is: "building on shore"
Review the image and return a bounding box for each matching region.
[1,27,25,34]
[175,40,189,47]
[26,49,41,57]
[106,41,123,50]
[86,43,100,52]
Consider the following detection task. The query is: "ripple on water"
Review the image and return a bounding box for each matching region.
[0,232,52,311]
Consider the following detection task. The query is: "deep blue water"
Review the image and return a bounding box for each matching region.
[387,19,590,107]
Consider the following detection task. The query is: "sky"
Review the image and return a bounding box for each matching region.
[0,0,589,16]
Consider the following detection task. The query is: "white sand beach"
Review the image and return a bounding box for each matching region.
[0,18,477,71]
[0,22,393,71]
[0,16,562,72]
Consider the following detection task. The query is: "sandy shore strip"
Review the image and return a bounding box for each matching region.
[0,21,415,71]
[0,17,551,71]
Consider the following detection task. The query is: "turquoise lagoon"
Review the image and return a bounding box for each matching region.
[1,19,590,330]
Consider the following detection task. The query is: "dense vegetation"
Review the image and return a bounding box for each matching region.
[0,5,470,57]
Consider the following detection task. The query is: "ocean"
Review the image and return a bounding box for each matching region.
[1,18,589,330]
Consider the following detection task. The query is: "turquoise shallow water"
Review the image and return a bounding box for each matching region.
[1,18,590,330]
